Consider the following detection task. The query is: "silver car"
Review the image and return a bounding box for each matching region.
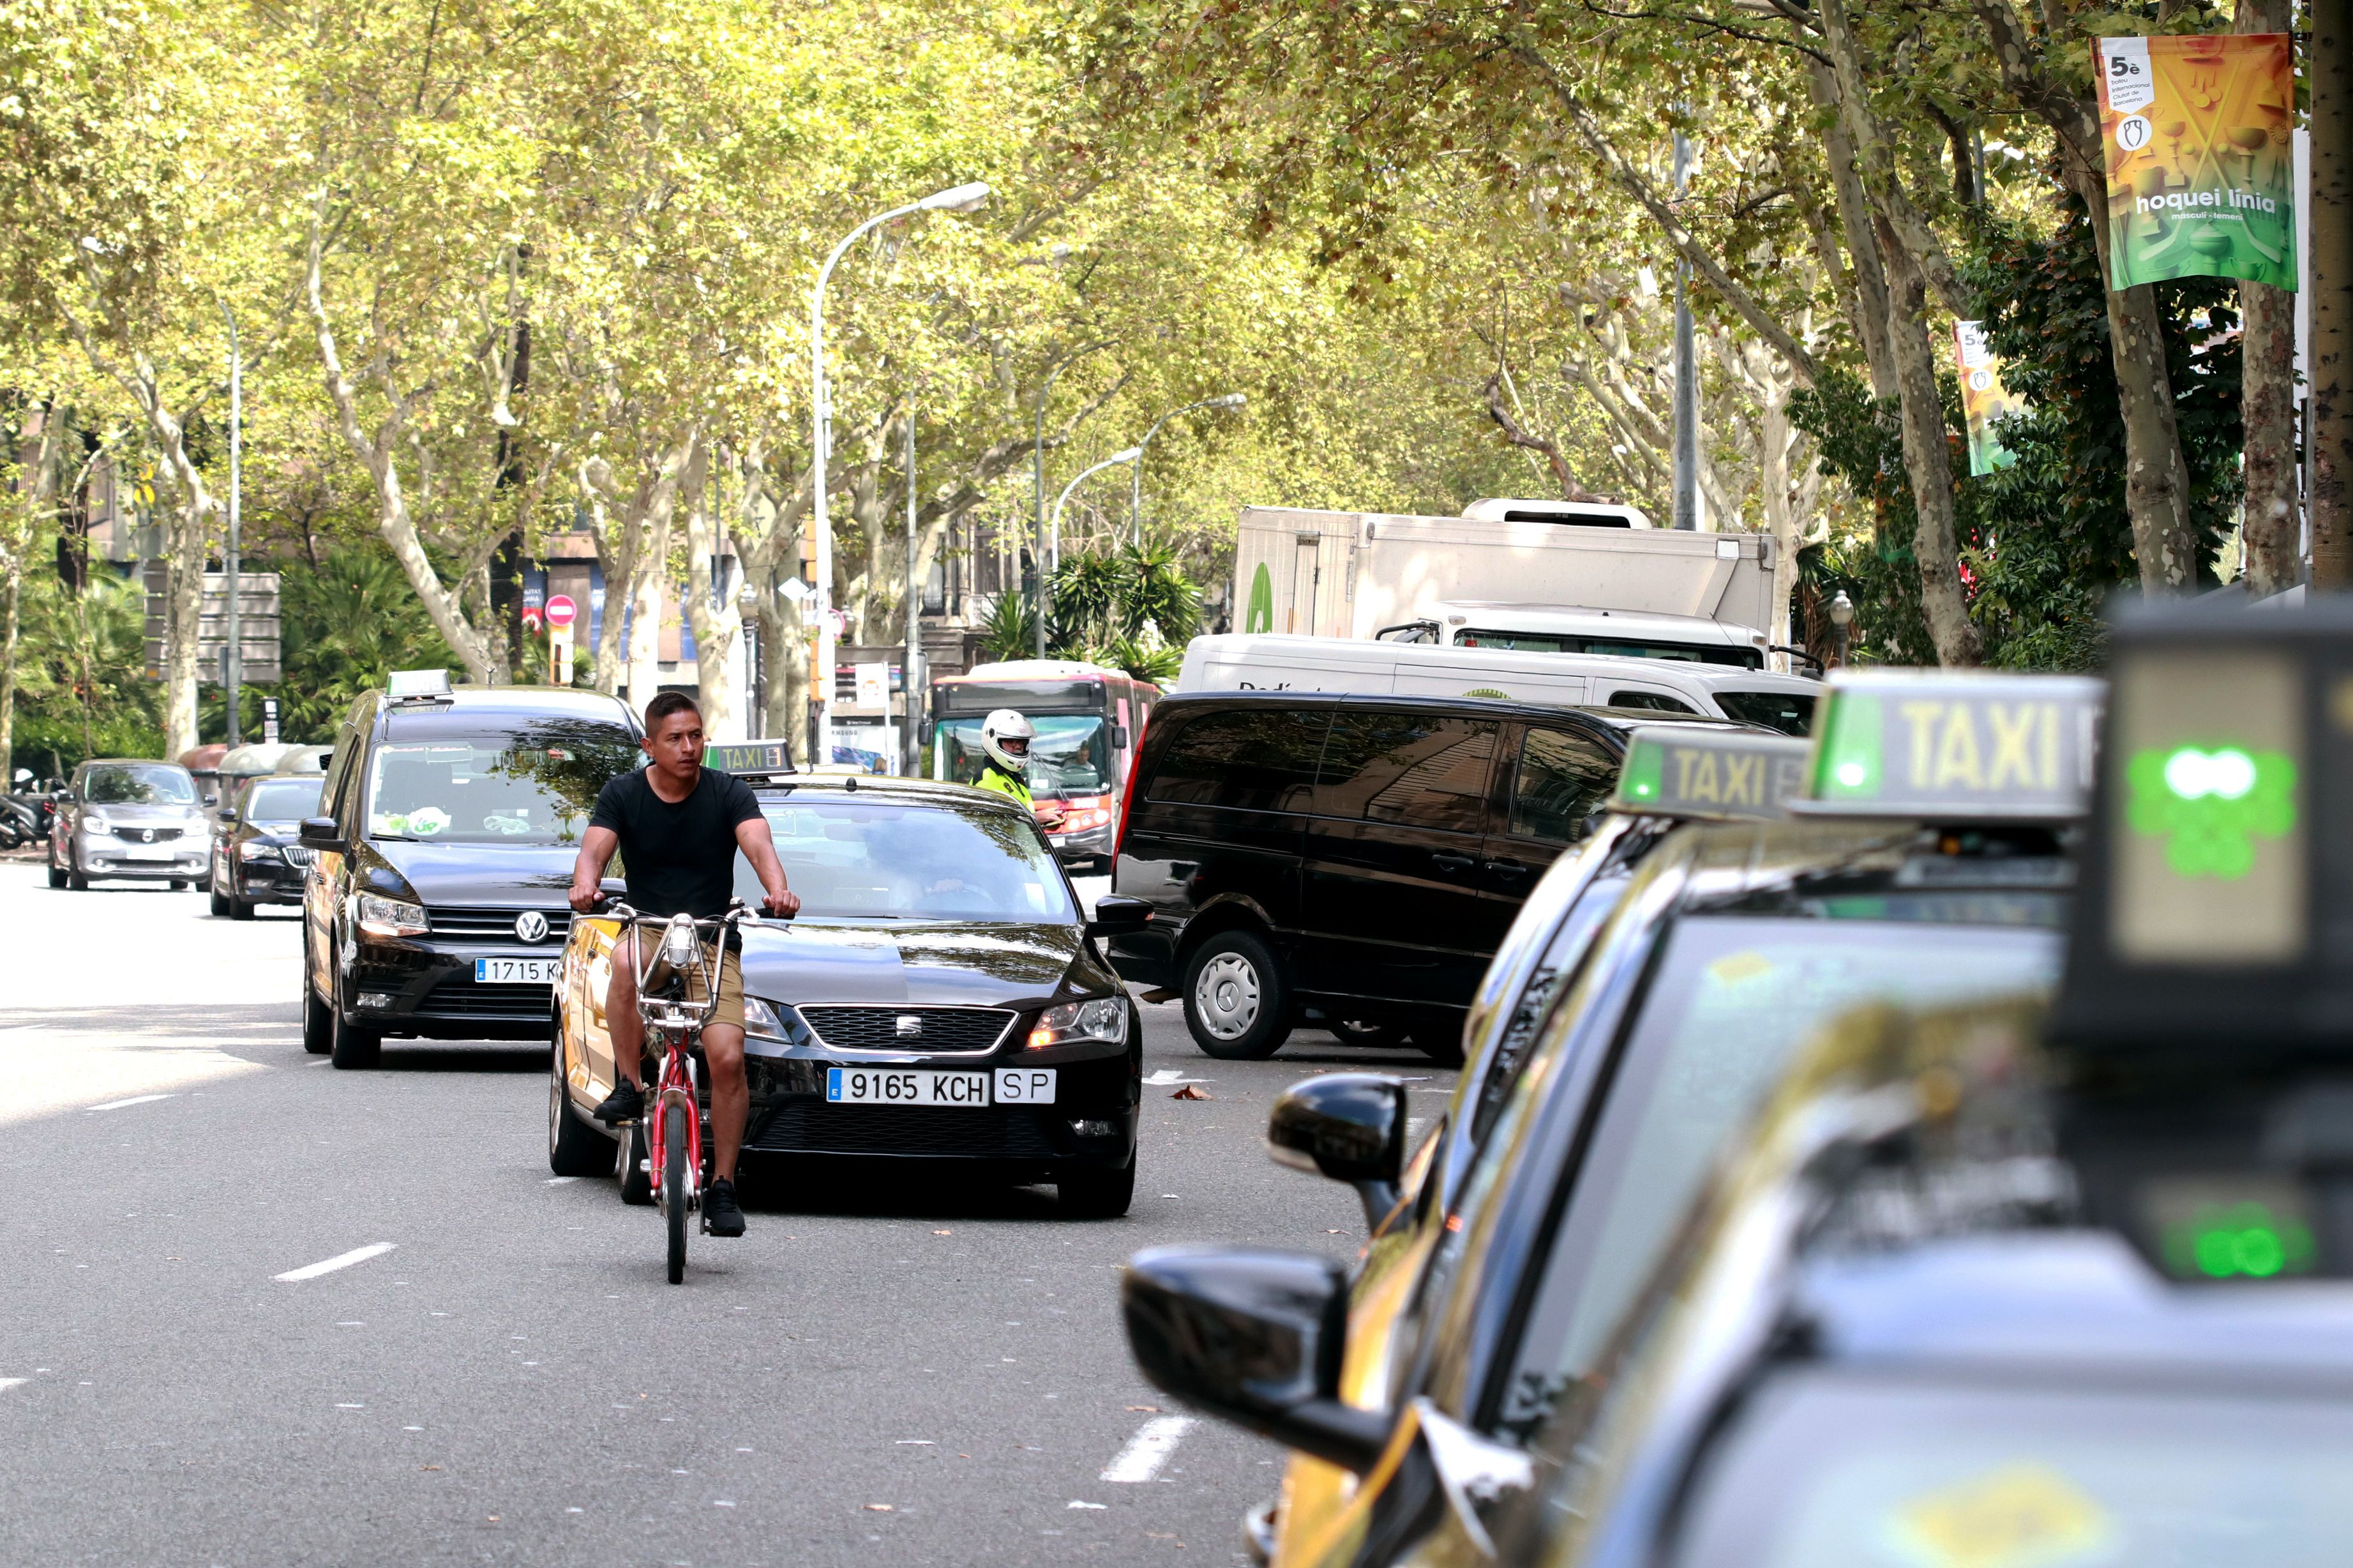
[48,759,211,890]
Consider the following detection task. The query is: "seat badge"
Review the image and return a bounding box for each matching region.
[895,1014,924,1038]
[515,911,549,944]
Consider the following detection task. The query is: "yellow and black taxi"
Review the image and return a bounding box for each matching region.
[1492,599,2353,1568]
[207,772,325,919]
[297,671,645,1066]
[546,748,1151,1217]
[1120,669,2103,1567]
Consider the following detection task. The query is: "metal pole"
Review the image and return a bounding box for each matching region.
[1051,451,1145,579]
[1032,344,1109,659]
[1671,129,1700,532]
[222,304,241,746]
[905,403,921,777]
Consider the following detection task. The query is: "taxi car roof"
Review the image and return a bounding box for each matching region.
[1654,818,2076,906]
[1794,1229,2353,1382]
[1143,688,1766,734]
[743,773,1034,813]
[368,684,639,728]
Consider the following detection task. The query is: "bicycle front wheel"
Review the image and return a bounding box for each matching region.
[664,1110,689,1284]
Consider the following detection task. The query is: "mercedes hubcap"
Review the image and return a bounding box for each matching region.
[1194,953,1261,1040]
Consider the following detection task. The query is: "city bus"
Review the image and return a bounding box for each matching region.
[929,659,1160,872]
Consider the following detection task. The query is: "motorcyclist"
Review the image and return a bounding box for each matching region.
[969,708,1065,832]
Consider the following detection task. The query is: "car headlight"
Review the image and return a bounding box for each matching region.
[742,996,787,1037]
[356,894,428,938]
[237,841,282,863]
[1026,996,1128,1050]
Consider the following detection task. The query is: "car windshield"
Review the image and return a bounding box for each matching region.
[1491,916,2060,1443]
[244,779,322,823]
[84,765,195,805]
[366,723,638,845]
[735,797,1075,922]
[936,715,1111,797]
[1713,689,1815,736]
[1671,1371,2353,1568]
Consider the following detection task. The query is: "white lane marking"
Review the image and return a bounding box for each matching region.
[274,1242,396,1282]
[87,1094,176,1112]
[1100,1415,1196,1483]
[545,1176,579,1185]
[1142,1069,1203,1086]
[1067,1500,1107,1510]
[0,1378,26,1393]
[309,1059,332,1067]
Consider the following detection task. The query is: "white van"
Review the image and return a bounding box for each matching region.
[1373,601,1776,667]
[1175,633,1819,736]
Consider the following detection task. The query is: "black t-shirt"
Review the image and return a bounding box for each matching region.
[588,766,762,925]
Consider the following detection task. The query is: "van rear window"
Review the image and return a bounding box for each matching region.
[1145,709,1327,810]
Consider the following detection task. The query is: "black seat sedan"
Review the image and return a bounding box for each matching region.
[547,773,1148,1217]
[297,674,645,1068]
[208,773,324,919]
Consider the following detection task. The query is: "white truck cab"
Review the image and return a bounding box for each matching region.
[1175,633,1819,736]
[1374,600,1777,668]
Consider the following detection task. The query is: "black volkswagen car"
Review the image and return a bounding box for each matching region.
[208,773,325,919]
[547,772,1149,1217]
[298,673,643,1067]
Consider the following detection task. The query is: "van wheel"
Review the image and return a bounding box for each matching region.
[1058,1155,1136,1218]
[329,967,381,1068]
[209,883,230,916]
[1330,1017,1410,1050]
[549,1045,612,1177]
[48,865,66,890]
[619,1120,655,1206]
[1182,930,1291,1060]
[302,980,332,1055]
[68,871,87,891]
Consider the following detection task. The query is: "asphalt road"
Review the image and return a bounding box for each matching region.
[0,863,1459,1565]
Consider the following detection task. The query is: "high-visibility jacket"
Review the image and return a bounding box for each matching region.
[972,763,1034,809]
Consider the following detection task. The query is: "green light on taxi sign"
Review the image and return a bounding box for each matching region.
[2161,1201,2317,1280]
[2124,744,2296,880]
[1812,691,1883,799]
[1621,743,1664,805]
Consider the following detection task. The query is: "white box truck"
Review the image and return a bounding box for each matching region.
[1232,502,1778,643]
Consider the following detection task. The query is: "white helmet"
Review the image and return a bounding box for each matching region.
[980,708,1036,774]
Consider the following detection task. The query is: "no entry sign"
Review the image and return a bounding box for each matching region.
[545,595,578,630]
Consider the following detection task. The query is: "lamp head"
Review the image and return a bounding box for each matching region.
[1210,392,1248,408]
[1828,590,1856,629]
[1111,447,1143,464]
[920,181,992,213]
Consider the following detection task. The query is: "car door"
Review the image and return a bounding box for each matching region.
[306,708,368,1000]
[1298,705,1503,1006]
[1478,722,1623,907]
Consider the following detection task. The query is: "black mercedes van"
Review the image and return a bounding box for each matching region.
[297,674,642,1067]
[1104,692,1743,1061]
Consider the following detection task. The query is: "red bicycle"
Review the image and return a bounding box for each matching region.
[604,899,760,1283]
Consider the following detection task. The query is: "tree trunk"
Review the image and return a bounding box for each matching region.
[629,496,674,710]
[1756,362,1805,665]
[0,546,19,778]
[162,482,206,758]
[682,436,746,741]
[1883,234,1983,666]
[1806,61,1899,399]
[2313,0,2353,584]
[2236,0,2301,597]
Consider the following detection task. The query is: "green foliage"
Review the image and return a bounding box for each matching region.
[976,591,1041,663]
[1789,371,1940,668]
[1048,551,1127,650]
[1039,544,1201,680]
[10,568,162,775]
[252,546,456,742]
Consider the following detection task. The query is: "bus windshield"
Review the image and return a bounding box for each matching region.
[936,716,1111,797]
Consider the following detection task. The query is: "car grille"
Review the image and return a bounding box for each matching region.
[413,979,553,1020]
[282,846,317,869]
[748,1101,1060,1160]
[797,1006,1015,1054]
[426,906,573,943]
[111,825,183,843]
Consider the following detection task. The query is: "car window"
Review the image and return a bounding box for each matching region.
[83,765,195,805]
[1315,710,1499,833]
[1144,708,1327,810]
[1491,917,2061,1445]
[1468,866,1634,1147]
[244,779,324,822]
[1713,689,1815,737]
[737,798,1073,922]
[1669,1372,2353,1568]
[1508,727,1618,842]
[365,722,638,844]
[1605,690,1699,715]
[936,715,1109,798]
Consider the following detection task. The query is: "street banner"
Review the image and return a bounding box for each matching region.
[2094,33,2296,291]
[1952,321,2024,477]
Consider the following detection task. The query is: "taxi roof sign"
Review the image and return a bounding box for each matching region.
[386,668,452,702]
[1608,726,1809,821]
[705,741,795,779]
[1791,670,2103,822]
[2052,599,2347,1056]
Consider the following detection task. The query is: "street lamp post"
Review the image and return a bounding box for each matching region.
[1032,343,1110,659]
[1828,589,1855,668]
[1130,393,1245,545]
[221,303,241,747]
[1048,449,1145,593]
[809,180,989,765]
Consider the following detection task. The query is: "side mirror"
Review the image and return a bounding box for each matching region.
[298,816,345,853]
[1269,1073,1409,1230]
[216,807,239,826]
[1111,724,1131,749]
[1121,1245,1389,1472]
[203,793,219,807]
[1085,894,1153,939]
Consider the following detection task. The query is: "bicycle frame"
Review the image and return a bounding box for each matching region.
[609,905,746,1227]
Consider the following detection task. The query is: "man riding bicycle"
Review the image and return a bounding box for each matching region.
[569,692,799,1238]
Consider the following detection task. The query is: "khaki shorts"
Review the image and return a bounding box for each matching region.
[615,925,745,1032]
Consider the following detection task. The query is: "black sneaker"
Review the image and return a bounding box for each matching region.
[592,1080,644,1126]
[703,1177,746,1237]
